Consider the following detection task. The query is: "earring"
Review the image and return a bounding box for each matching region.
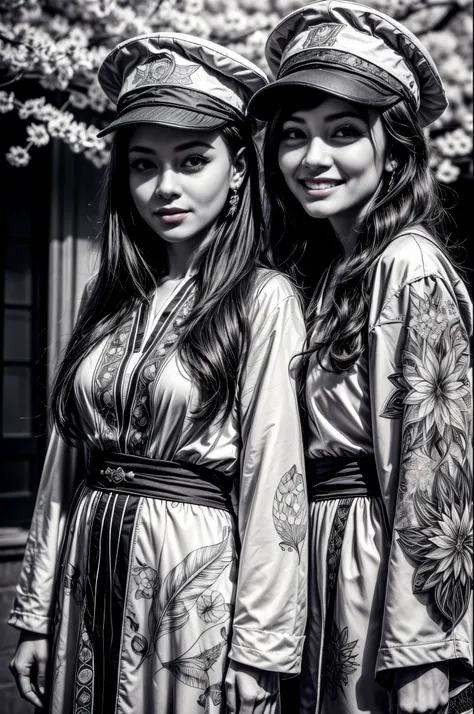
[226,188,239,219]
[387,170,396,193]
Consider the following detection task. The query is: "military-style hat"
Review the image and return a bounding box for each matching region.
[248,0,448,127]
[97,32,268,137]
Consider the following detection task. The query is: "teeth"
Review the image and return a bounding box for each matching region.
[303,180,339,190]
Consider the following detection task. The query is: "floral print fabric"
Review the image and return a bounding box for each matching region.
[304,230,473,711]
[9,269,307,713]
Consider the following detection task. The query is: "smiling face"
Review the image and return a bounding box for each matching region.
[128,124,243,250]
[277,96,391,238]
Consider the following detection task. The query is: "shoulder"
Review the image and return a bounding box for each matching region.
[252,268,302,306]
[369,231,472,333]
[372,229,465,297]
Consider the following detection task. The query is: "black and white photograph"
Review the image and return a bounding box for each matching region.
[0,0,472,712]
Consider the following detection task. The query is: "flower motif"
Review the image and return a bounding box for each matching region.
[427,504,472,585]
[325,625,360,700]
[403,333,470,439]
[132,563,160,599]
[273,465,307,561]
[397,497,473,626]
[196,590,230,623]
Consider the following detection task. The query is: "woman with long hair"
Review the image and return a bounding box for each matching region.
[249,3,473,713]
[9,33,308,714]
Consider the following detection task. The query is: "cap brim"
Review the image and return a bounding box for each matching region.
[97,104,227,137]
[248,67,401,121]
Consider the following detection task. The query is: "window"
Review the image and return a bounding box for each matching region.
[0,109,50,527]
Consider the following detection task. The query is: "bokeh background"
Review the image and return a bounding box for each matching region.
[0,1,472,711]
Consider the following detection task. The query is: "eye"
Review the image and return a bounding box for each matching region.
[332,124,365,139]
[182,154,209,171]
[129,157,156,172]
[280,126,306,142]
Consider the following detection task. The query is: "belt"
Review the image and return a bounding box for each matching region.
[85,451,234,513]
[306,456,380,502]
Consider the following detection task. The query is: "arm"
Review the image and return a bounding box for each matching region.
[8,277,95,634]
[8,431,85,634]
[229,275,308,675]
[369,275,472,692]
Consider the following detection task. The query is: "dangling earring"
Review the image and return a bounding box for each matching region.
[226,188,239,219]
[387,170,396,193]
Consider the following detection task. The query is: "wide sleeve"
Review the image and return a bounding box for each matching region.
[8,278,95,634]
[368,274,473,685]
[8,434,85,634]
[228,275,308,675]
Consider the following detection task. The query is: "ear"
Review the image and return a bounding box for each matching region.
[384,154,398,173]
[230,147,247,190]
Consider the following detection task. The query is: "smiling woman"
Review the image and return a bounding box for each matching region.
[8,32,308,714]
[250,2,473,714]
[128,126,242,250]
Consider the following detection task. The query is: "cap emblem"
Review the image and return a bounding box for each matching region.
[132,52,200,89]
[303,24,343,49]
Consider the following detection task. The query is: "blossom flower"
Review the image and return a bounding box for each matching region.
[26,123,50,147]
[6,145,31,167]
[435,158,461,183]
[18,96,46,120]
[0,91,15,113]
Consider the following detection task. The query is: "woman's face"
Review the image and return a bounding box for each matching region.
[277,96,391,235]
[128,124,243,247]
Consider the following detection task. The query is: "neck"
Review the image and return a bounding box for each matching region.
[165,241,197,279]
[329,218,360,257]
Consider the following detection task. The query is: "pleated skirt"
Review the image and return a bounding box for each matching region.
[49,483,238,714]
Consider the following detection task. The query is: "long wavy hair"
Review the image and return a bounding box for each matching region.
[264,94,461,374]
[51,119,266,444]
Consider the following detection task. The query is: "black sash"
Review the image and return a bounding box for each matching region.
[85,450,234,513]
[306,456,379,501]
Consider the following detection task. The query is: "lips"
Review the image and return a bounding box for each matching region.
[154,207,188,216]
[154,206,189,224]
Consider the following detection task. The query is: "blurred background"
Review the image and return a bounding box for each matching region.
[0,0,472,710]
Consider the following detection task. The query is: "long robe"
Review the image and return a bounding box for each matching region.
[301,230,473,714]
[9,269,308,714]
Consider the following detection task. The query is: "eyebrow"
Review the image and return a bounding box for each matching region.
[284,110,363,123]
[129,140,215,154]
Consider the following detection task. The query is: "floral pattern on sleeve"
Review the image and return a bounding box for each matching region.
[386,280,472,628]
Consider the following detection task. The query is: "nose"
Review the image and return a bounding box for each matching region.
[154,167,181,199]
[303,136,332,170]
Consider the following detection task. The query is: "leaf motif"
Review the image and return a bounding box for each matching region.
[163,658,210,690]
[149,527,234,643]
[272,465,307,560]
[195,640,226,670]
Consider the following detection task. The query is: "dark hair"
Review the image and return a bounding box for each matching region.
[264,94,459,373]
[51,119,265,443]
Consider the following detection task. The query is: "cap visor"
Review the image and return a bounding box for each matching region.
[98,104,227,137]
[248,67,400,121]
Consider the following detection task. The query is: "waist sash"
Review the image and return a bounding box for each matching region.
[85,451,234,513]
[306,456,379,502]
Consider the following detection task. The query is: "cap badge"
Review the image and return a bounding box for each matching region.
[303,24,343,49]
[132,52,200,89]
